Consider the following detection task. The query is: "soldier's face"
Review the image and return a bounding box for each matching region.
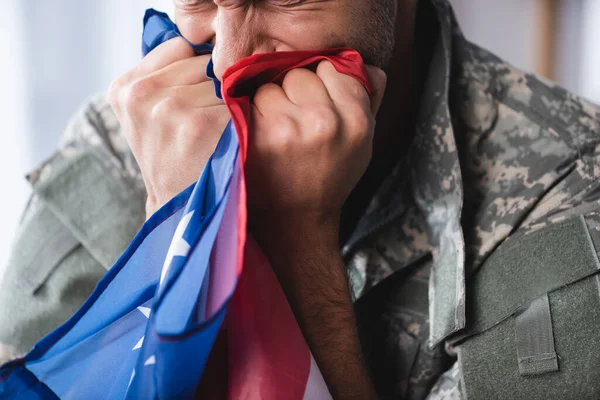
[174,0,397,80]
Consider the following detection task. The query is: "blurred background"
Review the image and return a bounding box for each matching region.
[0,0,599,278]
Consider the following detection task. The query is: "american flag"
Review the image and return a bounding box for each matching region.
[0,9,369,399]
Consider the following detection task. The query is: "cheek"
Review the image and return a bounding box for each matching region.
[174,9,216,45]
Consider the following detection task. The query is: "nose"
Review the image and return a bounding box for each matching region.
[210,7,273,81]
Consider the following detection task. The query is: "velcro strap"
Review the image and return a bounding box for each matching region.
[515,294,559,376]
[451,215,600,343]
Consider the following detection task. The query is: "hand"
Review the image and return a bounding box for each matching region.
[107,38,230,217]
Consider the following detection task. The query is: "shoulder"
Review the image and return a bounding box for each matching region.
[28,93,143,189]
[450,38,600,266]
[21,93,146,269]
[59,93,119,147]
[21,93,146,271]
[452,38,600,153]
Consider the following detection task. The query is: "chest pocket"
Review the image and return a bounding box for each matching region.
[6,201,82,293]
[0,150,145,354]
[451,215,600,400]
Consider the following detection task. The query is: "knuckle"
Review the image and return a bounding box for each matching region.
[348,81,368,102]
[265,114,297,151]
[176,122,201,148]
[106,79,121,108]
[304,105,339,137]
[346,108,372,136]
[151,96,180,121]
[124,77,157,109]
[107,71,134,108]
[121,87,139,113]
[274,114,298,135]
[177,107,226,142]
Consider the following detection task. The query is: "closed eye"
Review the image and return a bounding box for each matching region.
[265,0,309,7]
[174,0,214,8]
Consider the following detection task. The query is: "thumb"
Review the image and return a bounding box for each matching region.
[364,65,387,116]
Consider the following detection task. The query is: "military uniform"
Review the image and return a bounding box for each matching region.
[1,0,600,398]
[0,96,146,359]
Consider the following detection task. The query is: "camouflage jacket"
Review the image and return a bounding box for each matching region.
[2,0,600,398]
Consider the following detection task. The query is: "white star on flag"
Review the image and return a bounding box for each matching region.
[128,370,135,389]
[132,306,151,350]
[144,355,156,366]
[128,305,153,391]
[160,211,194,285]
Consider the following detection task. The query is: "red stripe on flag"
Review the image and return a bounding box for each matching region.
[227,238,311,400]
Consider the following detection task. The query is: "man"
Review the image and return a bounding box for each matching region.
[1,0,600,399]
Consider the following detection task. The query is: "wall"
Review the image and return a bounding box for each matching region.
[450,0,538,73]
[580,0,600,103]
[0,1,30,281]
[0,0,172,279]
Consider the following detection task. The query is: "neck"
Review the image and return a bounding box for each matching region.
[340,0,419,245]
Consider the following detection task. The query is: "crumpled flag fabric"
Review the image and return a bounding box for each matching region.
[0,8,370,400]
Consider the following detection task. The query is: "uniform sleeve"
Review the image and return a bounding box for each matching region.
[0,95,146,357]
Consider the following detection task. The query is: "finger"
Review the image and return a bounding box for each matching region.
[248,105,297,163]
[152,104,230,138]
[364,65,387,116]
[281,68,332,107]
[151,92,225,123]
[165,81,224,108]
[137,37,196,76]
[252,83,294,116]
[146,54,213,88]
[315,61,370,113]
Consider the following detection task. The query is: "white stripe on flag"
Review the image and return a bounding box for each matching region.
[302,355,332,400]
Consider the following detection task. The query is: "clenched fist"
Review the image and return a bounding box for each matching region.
[246,60,386,253]
[107,38,230,217]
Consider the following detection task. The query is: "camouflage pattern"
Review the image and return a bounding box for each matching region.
[425,362,463,400]
[2,0,600,398]
[347,0,600,398]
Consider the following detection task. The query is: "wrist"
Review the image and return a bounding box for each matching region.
[250,211,341,267]
[250,215,377,400]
